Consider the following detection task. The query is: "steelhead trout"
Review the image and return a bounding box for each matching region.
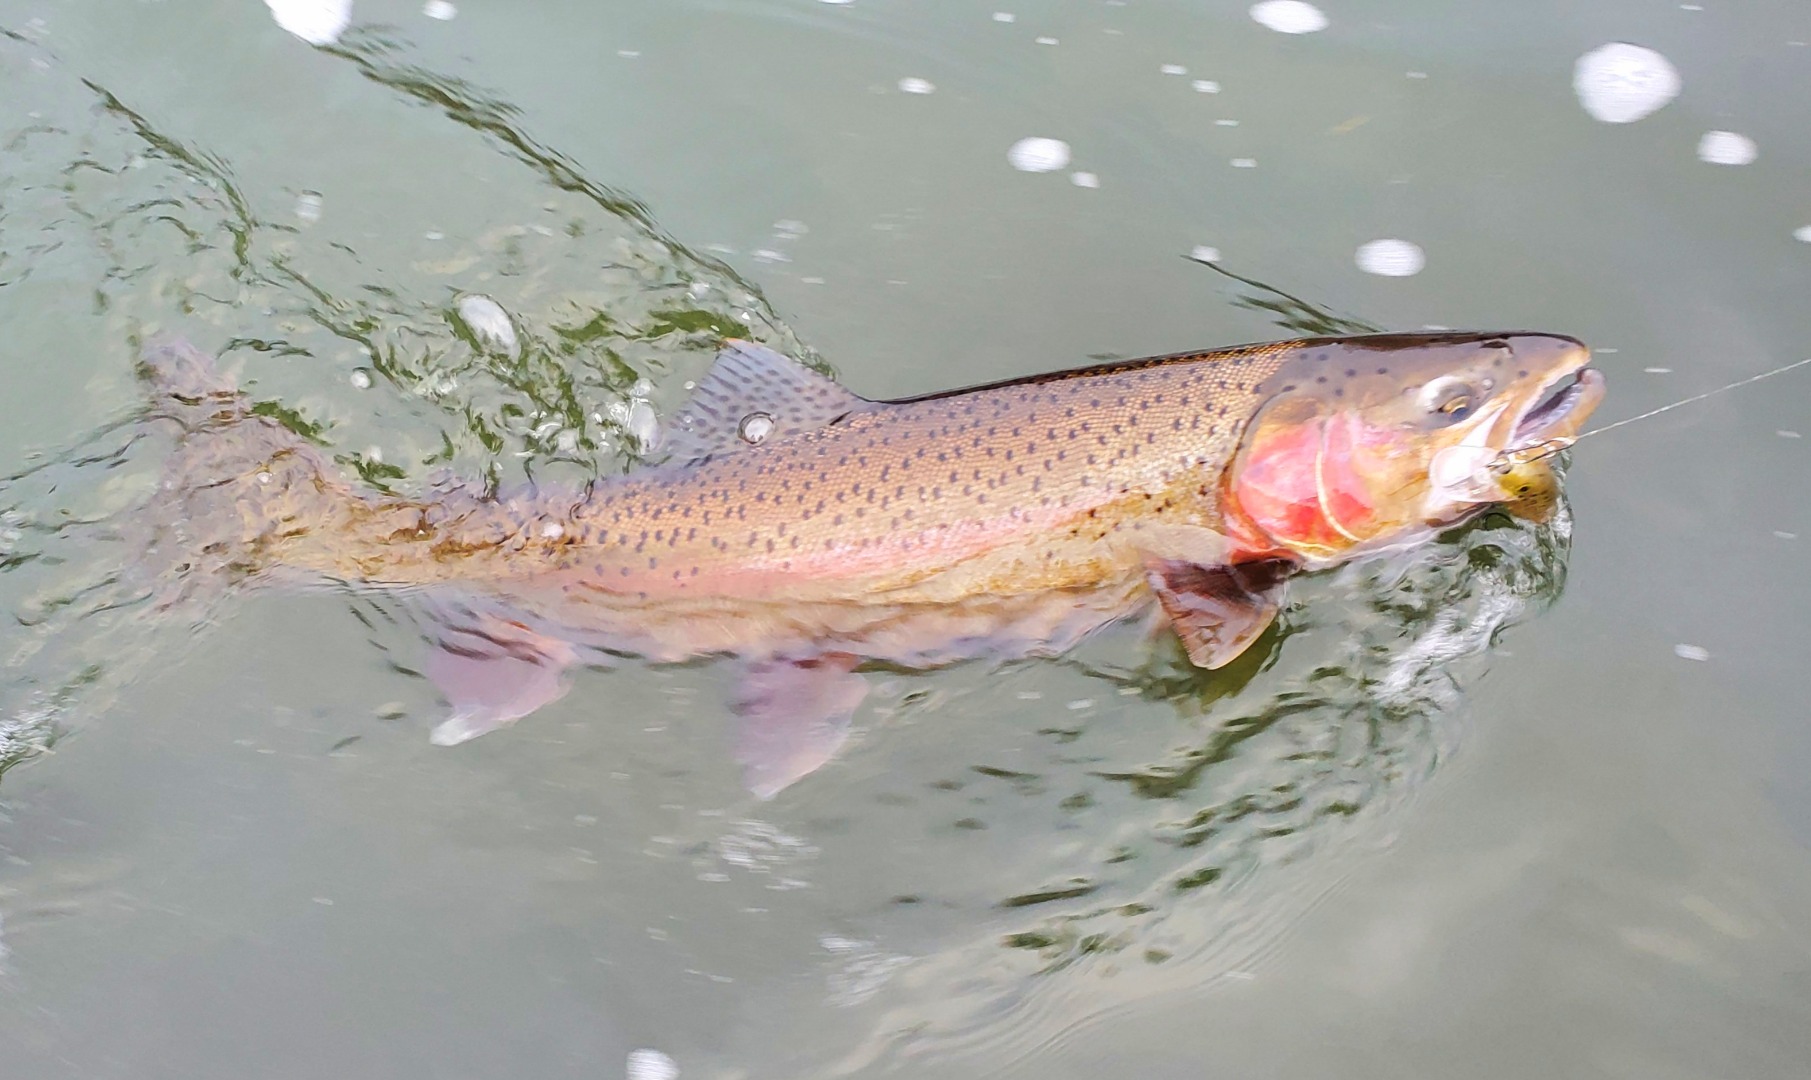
[137,332,1603,795]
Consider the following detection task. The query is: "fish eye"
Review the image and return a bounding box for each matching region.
[1418,376,1475,423]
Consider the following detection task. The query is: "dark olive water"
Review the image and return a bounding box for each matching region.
[3,3,1811,1078]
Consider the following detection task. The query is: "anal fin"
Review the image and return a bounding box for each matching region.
[732,653,868,799]
[1145,559,1292,670]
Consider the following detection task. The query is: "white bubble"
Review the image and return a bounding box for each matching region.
[738,412,776,445]
[1191,79,1221,93]
[294,191,323,223]
[1035,36,1059,45]
[455,294,520,358]
[818,0,855,4]
[1673,643,1710,662]
[1573,43,1680,124]
[422,0,456,19]
[1250,1,1328,34]
[1230,157,1257,168]
[1070,171,1100,188]
[1216,119,1241,127]
[897,77,935,94]
[1356,238,1425,277]
[617,49,640,58]
[540,521,564,539]
[350,368,372,389]
[993,11,1016,22]
[1160,64,1187,76]
[265,0,352,45]
[1778,430,1802,439]
[1190,245,1221,262]
[628,399,660,453]
[626,1049,679,1080]
[1008,137,1071,172]
[1697,130,1757,165]
[1795,225,1811,243]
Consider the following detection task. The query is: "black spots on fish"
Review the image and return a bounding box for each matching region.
[1518,370,1529,378]
[1315,376,1328,385]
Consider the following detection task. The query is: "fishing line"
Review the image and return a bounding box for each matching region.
[1493,354,1811,471]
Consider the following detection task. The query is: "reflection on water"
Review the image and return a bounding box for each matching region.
[1,16,1591,1077]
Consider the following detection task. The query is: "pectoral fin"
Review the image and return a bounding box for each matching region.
[732,653,868,799]
[425,617,578,746]
[1144,559,1291,670]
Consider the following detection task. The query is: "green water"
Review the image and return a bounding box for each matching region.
[3,2,1811,1077]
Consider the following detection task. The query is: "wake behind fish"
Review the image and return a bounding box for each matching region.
[0,28,796,781]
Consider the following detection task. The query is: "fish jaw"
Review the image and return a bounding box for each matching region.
[1424,357,1606,517]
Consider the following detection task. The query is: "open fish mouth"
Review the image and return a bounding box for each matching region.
[1510,365,1605,445]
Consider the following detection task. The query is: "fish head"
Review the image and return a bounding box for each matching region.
[1223,332,1605,565]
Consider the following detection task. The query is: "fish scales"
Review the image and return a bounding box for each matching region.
[244,344,1297,605]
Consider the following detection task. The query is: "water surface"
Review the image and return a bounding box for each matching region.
[3,3,1811,1077]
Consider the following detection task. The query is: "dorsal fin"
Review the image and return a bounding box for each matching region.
[660,341,876,463]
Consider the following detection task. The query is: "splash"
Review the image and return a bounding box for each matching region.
[0,27,803,779]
